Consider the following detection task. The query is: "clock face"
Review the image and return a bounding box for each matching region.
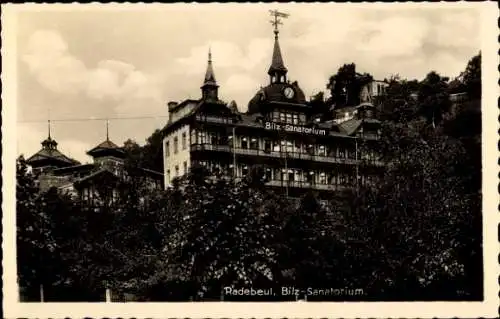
[284,87,295,99]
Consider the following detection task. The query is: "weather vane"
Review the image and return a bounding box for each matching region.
[269,9,289,37]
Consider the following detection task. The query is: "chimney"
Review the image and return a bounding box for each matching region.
[167,101,179,112]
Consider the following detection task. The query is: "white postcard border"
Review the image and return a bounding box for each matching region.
[2,2,499,318]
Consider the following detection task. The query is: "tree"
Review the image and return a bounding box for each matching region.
[16,155,56,300]
[281,192,343,296]
[462,52,481,99]
[142,129,164,172]
[341,110,482,300]
[123,129,164,173]
[379,78,420,123]
[327,63,373,108]
[134,165,292,301]
[417,71,451,127]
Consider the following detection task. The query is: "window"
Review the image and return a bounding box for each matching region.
[306,144,314,155]
[280,112,286,123]
[191,130,197,145]
[174,137,179,154]
[299,114,306,123]
[264,140,271,152]
[183,161,187,174]
[165,141,170,157]
[307,171,315,183]
[286,140,293,153]
[210,132,218,145]
[330,173,337,185]
[241,137,248,149]
[294,141,301,153]
[318,145,326,156]
[182,132,187,149]
[295,170,301,182]
[319,172,327,184]
[197,131,207,144]
[281,169,287,181]
[286,113,292,124]
[292,114,299,125]
[242,165,249,176]
[265,168,272,180]
[273,141,280,152]
[175,165,179,177]
[167,169,171,182]
[288,169,295,182]
[272,112,280,122]
[339,148,345,158]
[348,149,356,159]
[250,138,258,150]
[340,174,346,185]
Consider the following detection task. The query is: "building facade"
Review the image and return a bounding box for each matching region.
[161,27,384,199]
[27,125,164,206]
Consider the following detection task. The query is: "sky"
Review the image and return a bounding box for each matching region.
[15,3,481,164]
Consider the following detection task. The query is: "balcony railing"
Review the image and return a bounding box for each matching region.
[190,144,384,167]
[266,180,349,191]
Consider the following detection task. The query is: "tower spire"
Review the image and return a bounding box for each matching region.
[106,119,109,141]
[47,107,52,139]
[203,47,217,85]
[42,118,57,150]
[201,46,219,101]
[268,10,289,83]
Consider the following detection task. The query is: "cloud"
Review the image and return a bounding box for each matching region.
[221,74,262,112]
[23,30,86,94]
[360,17,429,57]
[17,7,481,163]
[174,38,270,76]
[23,30,162,108]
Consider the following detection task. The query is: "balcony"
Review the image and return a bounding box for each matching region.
[190,144,231,152]
[266,180,349,191]
[190,144,384,167]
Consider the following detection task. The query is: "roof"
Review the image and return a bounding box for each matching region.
[26,137,80,166]
[338,119,363,135]
[73,168,119,185]
[268,36,287,75]
[161,99,237,136]
[52,164,95,176]
[87,139,126,158]
[202,49,217,87]
[247,82,307,114]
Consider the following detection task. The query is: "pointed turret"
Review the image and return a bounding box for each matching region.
[201,48,219,101]
[87,120,125,161]
[268,32,288,79]
[268,10,289,84]
[26,120,80,170]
